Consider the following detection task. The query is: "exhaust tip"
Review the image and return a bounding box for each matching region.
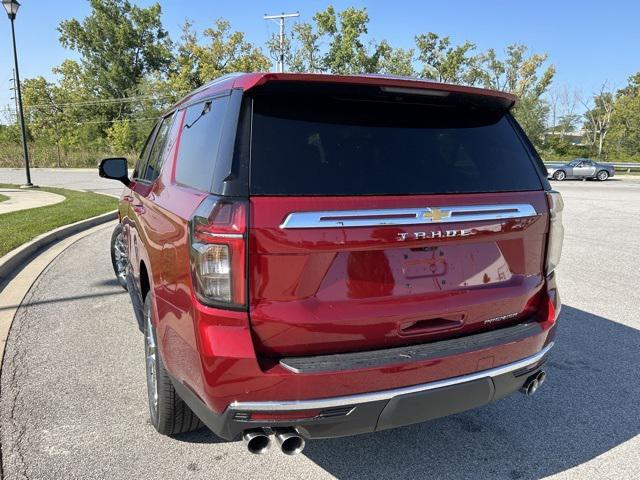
[281,435,306,455]
[525,378,539,396]
[274,428,306,455]
[521,370,547,396]
[536,370,547,386]
[243,429,271,454]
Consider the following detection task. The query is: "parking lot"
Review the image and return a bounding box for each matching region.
[1,176,639,479]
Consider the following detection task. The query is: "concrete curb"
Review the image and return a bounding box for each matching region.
[0,209,117,286]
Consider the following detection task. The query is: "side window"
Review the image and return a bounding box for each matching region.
[143,113,175,182]
[174,95,230,192]
[133,123,159,179]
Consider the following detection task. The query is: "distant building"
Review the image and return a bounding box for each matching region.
[542,128,589,146]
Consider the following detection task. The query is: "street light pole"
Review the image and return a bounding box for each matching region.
[3,0,33,187]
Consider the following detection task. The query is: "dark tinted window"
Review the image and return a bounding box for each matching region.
[250,95,543,195]
[143,113,174,182]
[133,123,158,179]
[175,96,230,192]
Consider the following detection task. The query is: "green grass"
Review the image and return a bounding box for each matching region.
[0,184,117,257]
[0,193,8,203]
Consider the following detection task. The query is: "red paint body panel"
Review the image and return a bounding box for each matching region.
[248,192,548,356]
[117,73,558,421]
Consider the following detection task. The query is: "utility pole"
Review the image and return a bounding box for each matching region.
[264,12,299,73]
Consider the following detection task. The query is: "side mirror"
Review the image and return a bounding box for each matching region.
[99,158,130,186]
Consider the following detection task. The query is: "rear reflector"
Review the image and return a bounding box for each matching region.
[243,410,321,421]
[233,407,355,422]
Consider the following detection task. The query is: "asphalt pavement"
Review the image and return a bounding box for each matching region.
[1,177,639,479]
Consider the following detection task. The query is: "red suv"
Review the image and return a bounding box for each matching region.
[99,73,563,455]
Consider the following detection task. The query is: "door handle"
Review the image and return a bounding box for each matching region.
[123,195,133,203]
[133,204,145,214]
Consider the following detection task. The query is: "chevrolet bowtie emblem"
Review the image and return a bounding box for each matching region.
[422,208,451,222]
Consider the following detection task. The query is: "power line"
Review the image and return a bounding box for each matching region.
[1,111,158,126]
[0,91,187,114]
[71,116,158,125]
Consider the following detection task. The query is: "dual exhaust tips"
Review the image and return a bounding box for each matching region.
[243,428,305,455]
[521,370,547,396]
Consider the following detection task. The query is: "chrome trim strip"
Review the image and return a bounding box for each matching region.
[228,343,553,412]
[201,232,244,239]
[279,204,538,229]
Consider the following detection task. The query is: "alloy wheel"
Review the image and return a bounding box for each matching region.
[144,304,159,422]
[112,231,128,284]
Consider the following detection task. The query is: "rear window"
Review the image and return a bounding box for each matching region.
[250,94,542,195]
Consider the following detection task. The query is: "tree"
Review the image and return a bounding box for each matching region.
[377,41,415,76]
[0,124,20,145]
[169,19,270,93]
[314,6,381,74]
[474,45,554,96]
[20,71,102,164]
[266,30,293,72]
[289,22,323,73]
[2,3,570,167]
[580,83,615,158]
[21,77,64,155]
[542,84,581,150]
[415,33,477,83]
[605,73,640,161]
[474,45,555,145]
[107,119,136,153]
[58,0,172,105]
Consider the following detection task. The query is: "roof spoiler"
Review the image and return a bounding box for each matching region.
[242,73,517,110]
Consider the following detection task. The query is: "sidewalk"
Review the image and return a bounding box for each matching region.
[0,188,65,215]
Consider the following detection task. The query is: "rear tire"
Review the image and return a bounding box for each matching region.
[553,170,566,181]
[110,224,128,290]
[143,294,204,435]
[596,170,609,181]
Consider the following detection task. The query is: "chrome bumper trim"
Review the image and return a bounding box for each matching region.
[228,342,554,412]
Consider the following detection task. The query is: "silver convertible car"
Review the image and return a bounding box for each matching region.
[547,158,615,181]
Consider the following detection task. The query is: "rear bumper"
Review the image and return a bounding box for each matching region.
[165,274,560,441]
[172,342,552,440]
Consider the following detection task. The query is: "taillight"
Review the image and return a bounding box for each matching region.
[545,191,564,275]
[189,196,247,309]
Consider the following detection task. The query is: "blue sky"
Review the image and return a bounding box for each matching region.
[1,0,638,110]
